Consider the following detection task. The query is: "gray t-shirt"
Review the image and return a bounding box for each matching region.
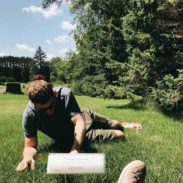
[22,87,81,141]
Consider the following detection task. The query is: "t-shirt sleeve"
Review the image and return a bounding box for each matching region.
[66,91,81,117]
[22,108,37,138]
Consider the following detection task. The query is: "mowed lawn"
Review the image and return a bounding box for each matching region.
[0,91,183,183]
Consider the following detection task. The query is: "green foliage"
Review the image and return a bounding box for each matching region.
[103,85,126,99]
[42,0,183,111]
[30,46,50,81]
[152,0,183,81]
[121,0,183,102]
[6,77,16,82]
[71,0,128,87]
[121,0,159,98]
[0,56,32,82]
[151,69,183,111]
[33,46,46,63]
[0,76,6,84]
[49,57,63,82]
[49,52,81,83]
[73,74,107,97]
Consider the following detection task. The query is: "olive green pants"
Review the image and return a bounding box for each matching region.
[81,108,122,142]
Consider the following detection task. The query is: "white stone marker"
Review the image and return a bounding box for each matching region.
[47,153,105,174]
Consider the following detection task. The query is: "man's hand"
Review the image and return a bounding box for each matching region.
[16,157,35,172]
[70,149,79,154]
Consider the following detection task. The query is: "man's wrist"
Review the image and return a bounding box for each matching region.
[23,156,34,160]
[71,143,81,152]
[23,147,37,159]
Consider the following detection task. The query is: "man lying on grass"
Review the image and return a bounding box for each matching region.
[16,80,142,172]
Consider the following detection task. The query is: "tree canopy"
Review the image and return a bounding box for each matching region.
[30,46,50,81]
[42,0,183,110]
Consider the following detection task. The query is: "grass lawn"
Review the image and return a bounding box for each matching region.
[0,90,183,183]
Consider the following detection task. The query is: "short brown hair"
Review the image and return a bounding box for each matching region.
[28,80,53,104]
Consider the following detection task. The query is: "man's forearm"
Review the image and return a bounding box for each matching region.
[71,120,86,152]
[23,147,37,159]
[16,137,38,171]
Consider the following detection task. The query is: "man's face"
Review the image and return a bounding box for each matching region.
[34,97,56,116]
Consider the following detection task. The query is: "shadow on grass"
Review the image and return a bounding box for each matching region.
[108,101,183,122]
[106,102,146,111]
[38,140,97,154]
[38,137,125,154]
[161,109,183,122]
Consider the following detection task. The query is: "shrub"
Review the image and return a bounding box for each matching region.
[0,76,6,84]
[6,77,16,82]
[125,92,144,103]
[73,76,128,99]
[104,85,126,99]
[50,75,57,82]
[151,69,183,111]
[73,75,107,97]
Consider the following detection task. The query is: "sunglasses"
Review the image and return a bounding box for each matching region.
[35,98,56,113]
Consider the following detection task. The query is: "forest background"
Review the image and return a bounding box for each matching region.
[0,0,182,112]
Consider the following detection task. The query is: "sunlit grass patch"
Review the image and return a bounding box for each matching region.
[0,93,182,182]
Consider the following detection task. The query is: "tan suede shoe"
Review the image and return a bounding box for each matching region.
[117,160,146,183]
